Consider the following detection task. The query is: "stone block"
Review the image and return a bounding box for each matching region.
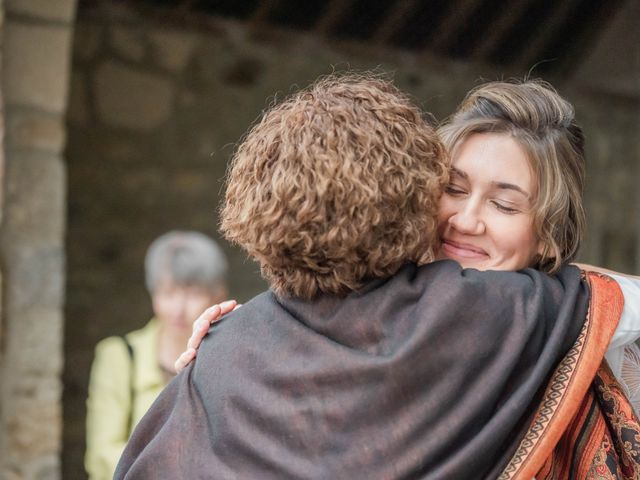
[94,61,174,131]
[7,109,66,153]
[3,376,61,455]
[27,455,60,480]
[4,22,73,112]
[149,28,198,72]
[110,24,146,62]
[66,71,89,125]
[0,469,21,480]
[4,308,63,376]
[6,0,76,23]
[3,152,65,245]
[3,245,65,312]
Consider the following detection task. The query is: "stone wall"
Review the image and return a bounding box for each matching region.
[62,4,639,479]
[0,1,76,479]
[62,11,486,474]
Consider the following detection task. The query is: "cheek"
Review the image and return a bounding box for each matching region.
[495,218,539,264]
[151,295,173,318]
[437,198,454,227]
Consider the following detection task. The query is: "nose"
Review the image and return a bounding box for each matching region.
[173,292,189,317]
[448,201,485,235]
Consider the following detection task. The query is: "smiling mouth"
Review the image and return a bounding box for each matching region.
[441,239,489,259]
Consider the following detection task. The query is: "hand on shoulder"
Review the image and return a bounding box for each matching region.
[174,300,240,373]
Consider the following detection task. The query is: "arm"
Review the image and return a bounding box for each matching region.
[174,300,238,373]
[85,338,133,480]
[573,262,640,280]
[574,263,640,349]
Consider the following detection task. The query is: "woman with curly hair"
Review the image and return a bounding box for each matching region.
[113,74,634,479]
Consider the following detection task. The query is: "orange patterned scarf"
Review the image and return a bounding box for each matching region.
[500,272,640,479]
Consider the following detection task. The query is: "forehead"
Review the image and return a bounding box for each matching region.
[452,133,536,193]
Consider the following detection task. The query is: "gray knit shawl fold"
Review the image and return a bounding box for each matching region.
[115,260,588,480]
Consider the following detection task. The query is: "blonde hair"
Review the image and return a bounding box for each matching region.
[221,74,449,299]
[438,80,586,273]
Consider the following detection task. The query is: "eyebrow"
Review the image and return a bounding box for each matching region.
[493,182,530,199]
[450,167,531,199]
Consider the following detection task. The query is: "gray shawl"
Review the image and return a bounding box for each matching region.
[115,260,588,479]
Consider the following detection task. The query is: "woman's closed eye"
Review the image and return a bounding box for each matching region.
[444,184,466,196]
[491,200,520,214]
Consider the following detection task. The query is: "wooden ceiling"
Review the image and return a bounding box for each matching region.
[80,0,629,76]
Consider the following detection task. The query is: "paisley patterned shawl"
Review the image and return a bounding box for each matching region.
[500,272,640,480]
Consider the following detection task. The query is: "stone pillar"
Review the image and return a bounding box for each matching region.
[0,0,4,359]
[0,1,77,479]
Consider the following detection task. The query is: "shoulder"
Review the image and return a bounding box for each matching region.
[413,259,572,292]
[602,273,640,347]
[95,335,130,359]
[125,319,159,350]
[410,261,585,312]
[192,291,279,371]
[90,335,132,384]
[207,291,277,332]
[94,320,157,361]
[607,273,640,298]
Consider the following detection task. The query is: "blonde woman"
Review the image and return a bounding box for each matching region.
[435,80,640,477]
[437,80,640,401]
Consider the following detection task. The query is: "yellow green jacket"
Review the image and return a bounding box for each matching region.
[85,319,165,480]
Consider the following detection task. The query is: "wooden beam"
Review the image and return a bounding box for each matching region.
[470,0,536,62]
[372,0,419,45]
[429,0,484,52]
[514,0,582,72]
[315,0,357,35]
[176,0,196,15]
[250,0,280,26]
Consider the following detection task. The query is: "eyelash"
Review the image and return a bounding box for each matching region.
[445,184,520,215]
[444,185,465,196]
[491,201,518,214]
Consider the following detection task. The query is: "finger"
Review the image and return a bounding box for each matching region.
[218,300,237,316]
[188,318,210,350]
[192,305,222,333]
[175,348,196,373]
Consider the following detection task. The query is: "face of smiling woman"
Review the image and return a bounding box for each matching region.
[437,132,543,271]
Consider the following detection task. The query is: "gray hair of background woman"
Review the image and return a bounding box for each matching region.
[144,230,229,294]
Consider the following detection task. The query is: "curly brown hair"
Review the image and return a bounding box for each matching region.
[221,74,449,299]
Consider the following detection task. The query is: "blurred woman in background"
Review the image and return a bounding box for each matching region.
[85,230,229,480]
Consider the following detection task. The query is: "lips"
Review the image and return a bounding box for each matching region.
[441,238,489,259]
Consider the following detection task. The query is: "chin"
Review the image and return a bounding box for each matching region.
[167,322,190,333]
[442,255,487,271]
[459,261,488,271]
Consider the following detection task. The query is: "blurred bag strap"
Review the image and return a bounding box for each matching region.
[120,335,135,437]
